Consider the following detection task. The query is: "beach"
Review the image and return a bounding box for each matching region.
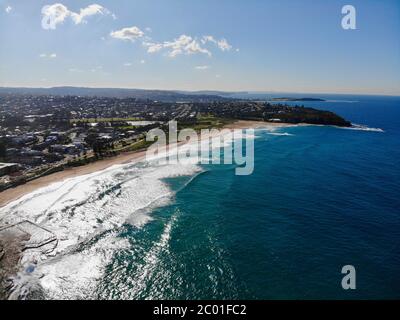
[0,119,295,299]
[0,120,285,208]
[0,148,148,208]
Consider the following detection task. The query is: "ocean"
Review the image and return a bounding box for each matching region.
[1,94,399,299]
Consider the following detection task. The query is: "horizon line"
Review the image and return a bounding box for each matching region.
[0,85,399,98]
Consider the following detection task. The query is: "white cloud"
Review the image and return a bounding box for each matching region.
[195,65,210,70]
[144,35,211,58]
[5,6,12,14]
[113,29,232,59]
[217,38,232,51]
[70,4,111,24]
[110,26,144,41]
[201,35,215,44]
[140,60,146,64]
[202,35,233,51]
[142,34,233,58]
[164,35,211,57]
[39,53,57,59]
[123,62,133,67]
[41,3,114,30]
[144,42,163,53]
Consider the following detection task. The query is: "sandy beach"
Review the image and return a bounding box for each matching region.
[1,119,283,299]
[0,120,287,208]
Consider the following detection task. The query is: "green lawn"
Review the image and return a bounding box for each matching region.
[70,117,142,124]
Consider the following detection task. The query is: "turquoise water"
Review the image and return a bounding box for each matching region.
[98,95,400,299]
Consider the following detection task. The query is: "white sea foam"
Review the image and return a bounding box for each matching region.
[122,213,177,299]
[257,123,384,133]
[0,158,202,299]
[345,124,385,133]
[266,132,294,136]
[9,232,129,300]
[255,126,295,136]
[1,127,261,299]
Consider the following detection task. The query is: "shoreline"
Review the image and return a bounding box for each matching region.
[0,120,308,299]
[0,120,288,209]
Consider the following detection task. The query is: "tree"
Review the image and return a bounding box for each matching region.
[0,137,8,158]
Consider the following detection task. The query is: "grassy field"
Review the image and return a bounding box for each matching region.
[178,114,234,131]
[70,117,142,124]
[113,138,153,153]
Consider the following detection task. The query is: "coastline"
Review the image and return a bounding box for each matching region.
[0,120,287,209]
[0,119,285,299]
[0,119,348,299]
[0,148,148,209]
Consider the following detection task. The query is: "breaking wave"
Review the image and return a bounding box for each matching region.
[266,132,294,136]
[0,159,202,299]
[346,124,385,133]
[0,127,284,299]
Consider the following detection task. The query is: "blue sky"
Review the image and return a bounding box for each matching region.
[0,0,399,95]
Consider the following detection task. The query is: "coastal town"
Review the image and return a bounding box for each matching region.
[0,90,351,192]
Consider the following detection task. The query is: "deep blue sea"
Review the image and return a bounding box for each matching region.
[4,94,399,300]
[96,94,400,299]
